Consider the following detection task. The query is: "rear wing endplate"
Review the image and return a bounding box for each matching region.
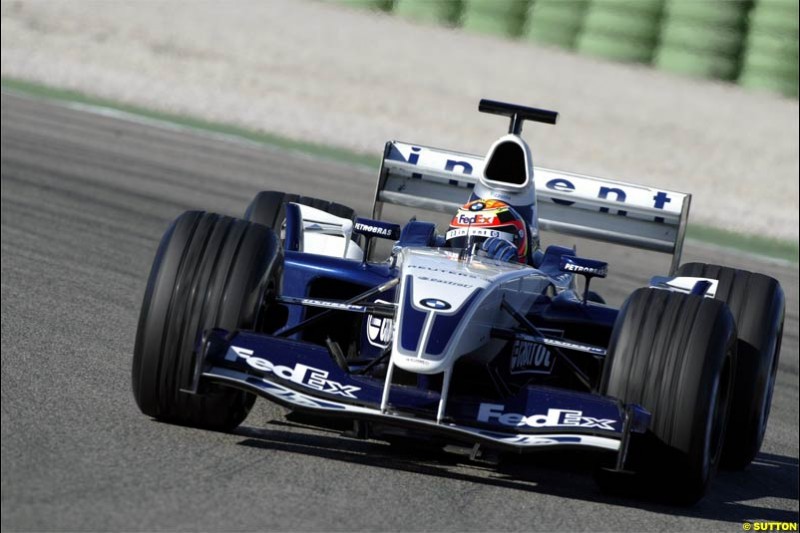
[372,141,690,273]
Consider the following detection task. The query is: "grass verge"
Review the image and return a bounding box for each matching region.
[2,76,797,264]
[686,225,797,264]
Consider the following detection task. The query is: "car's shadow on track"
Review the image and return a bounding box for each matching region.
[235,418,798,523]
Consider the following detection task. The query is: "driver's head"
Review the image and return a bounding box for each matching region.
[445,199,529,262]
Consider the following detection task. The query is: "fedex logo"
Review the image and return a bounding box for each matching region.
[457,213,495,225]
[477,403,616,430]
[226,346,360,399]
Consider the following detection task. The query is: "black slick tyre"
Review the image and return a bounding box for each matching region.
[598,288,736,504]
[675,263,785,469]
[132,211,282,431]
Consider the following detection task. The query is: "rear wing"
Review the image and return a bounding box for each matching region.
[372,141,691,273]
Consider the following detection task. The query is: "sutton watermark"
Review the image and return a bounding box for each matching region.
[742,523,798,531]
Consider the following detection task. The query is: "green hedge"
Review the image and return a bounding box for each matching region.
[347,0,798,98]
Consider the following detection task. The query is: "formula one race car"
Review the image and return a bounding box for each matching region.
[132,100,784,504]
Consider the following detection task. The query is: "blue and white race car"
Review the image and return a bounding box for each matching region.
[132,100,784,504]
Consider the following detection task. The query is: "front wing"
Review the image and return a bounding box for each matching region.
[196,329,650,455]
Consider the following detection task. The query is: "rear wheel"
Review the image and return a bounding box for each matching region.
[675,263,785,469]
[132,211,282,430]
[598,288,736,504]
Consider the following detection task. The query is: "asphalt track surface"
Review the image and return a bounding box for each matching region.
[2,92,798,531]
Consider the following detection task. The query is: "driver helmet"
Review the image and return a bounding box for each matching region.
[445,199,529,262]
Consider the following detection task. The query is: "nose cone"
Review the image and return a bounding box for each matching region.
[482,134,533,192]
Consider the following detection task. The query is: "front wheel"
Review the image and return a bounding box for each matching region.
[132,211,282,430]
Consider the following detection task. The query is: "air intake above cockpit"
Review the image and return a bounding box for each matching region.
[481,134,533,191]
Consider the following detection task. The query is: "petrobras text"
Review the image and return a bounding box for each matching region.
[562,262,602,274]
[560,256,608,277]
[353,217,401,240]
[477,403,616,430]
[225,346,360,399]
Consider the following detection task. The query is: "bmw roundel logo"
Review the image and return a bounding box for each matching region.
[420,298,452,310]
[469,202,485,211]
